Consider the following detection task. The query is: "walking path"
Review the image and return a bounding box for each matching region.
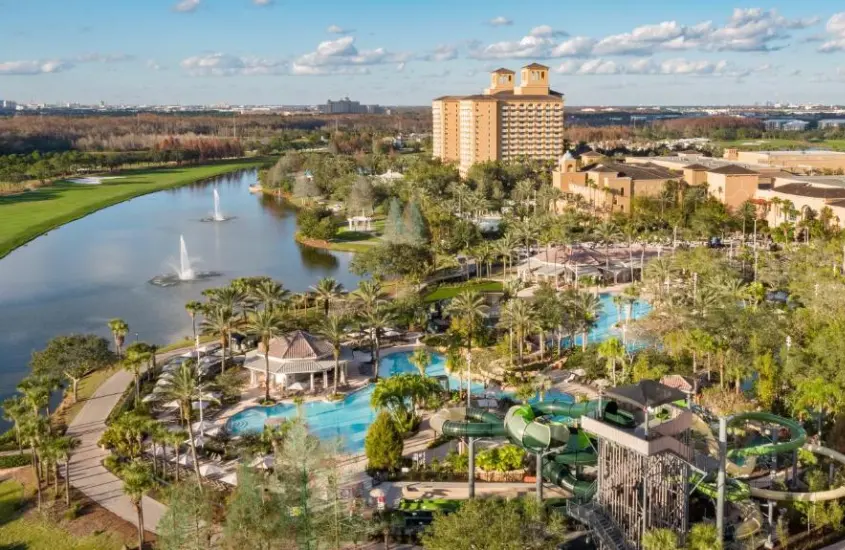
[66,369,167,534]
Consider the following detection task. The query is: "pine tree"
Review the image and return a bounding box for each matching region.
[384,198,404,243]
[404,200,428,245]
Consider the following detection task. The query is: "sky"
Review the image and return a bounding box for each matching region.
[0,0,844,106]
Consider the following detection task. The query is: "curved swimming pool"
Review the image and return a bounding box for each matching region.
[226,293,648,454]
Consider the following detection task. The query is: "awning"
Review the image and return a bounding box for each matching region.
[605,380,687,409]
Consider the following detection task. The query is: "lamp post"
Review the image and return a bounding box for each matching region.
[195,334,204,438]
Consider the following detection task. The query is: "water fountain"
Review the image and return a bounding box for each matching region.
[149,235,220,287]
[178,235,196,280]
[201,187,232,222]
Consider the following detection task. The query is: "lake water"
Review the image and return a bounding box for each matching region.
[0,169,360,415]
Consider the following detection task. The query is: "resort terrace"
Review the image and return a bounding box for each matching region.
[517,244,670,286]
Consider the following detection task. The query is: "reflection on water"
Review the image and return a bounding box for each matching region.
[0,169,360,423]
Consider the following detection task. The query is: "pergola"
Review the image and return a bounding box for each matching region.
[346,215,373,232]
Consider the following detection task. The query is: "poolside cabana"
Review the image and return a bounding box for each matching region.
[242,330,349,393]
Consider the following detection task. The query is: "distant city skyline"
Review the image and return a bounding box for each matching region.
[1,0,844,106]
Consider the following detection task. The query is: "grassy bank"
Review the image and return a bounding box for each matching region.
[0,477,129,550]
[0,158,268,259]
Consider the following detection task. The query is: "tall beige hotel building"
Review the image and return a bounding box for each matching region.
[432,63,565,176]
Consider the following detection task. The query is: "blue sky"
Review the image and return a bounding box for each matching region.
[1,0,844,106]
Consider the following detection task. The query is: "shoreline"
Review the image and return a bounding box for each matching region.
[0,157,269,260]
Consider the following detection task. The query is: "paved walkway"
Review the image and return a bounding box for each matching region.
[66,368,167,535]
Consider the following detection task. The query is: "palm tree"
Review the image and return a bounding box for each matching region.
[497,299,539,367]
[185,301,203,343]
[54,435,78,507]
[158,361,218,487]
[351,279,387,314]
[361,306,395,382]
[687,523,721,550]
[122,460,156,550]
[166,429,187,483]
[598,337,627,385]
[317,315,349,394]
[312,277,344,316]
[641,528,680,550]
[252,279,290,312]
[409,348,432,378]
[107,318,129,359]
[123,344,151,406]
[533,374,552,401]
[2,397,29,455]
[593,221,622,278]
[201,304,235,373]
[20,413,47,509]
[244,308,286,403]
[17,377,49,417]
[445,291,489,404]
[574,292,602,351]
[790,377,842,441]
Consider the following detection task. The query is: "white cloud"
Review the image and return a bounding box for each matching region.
[172,0,200,13]
[819,13,845,52]
[146,60,164,71]
[252,0,273,5]
[396,62,406,72]
[75,53,134,63]
[554,57,756,78]
[292,36,400,75]
[488,16,512,27]
[0,59,69,75]
[551,37,597,57]
[422,45,458,62]
[469,28,565,59]
[180,53,285,76]
[529,25,567,38]
[327,24,352,34]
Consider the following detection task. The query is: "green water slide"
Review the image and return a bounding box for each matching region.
[429,407,508,438]
[727,412,807,458]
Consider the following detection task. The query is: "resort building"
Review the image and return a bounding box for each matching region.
[818,119,845,129]
[755,175,845,228]
[432,63,565,176]
[723,149,845,173]
[763,119,809,131]
[703,164,761,210]
[552,151,682,214]
[242,330,348,393]
[517,243,667,286]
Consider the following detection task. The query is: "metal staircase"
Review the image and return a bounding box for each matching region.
[565,501,630,550]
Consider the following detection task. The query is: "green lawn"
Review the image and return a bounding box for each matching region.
[424,280,504,302]
[715,139,845,151]
[0,480,125,550]
[0,158,266,259]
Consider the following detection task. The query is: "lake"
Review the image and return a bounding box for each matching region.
[0,169,361,415]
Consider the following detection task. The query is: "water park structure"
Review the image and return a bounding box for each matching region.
[428,380,845,549]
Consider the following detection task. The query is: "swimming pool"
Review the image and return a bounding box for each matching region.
[226,293,649,453]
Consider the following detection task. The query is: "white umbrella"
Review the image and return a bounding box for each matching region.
[142,393,160,404]
[151,446,170,458]
[220,472,238,486]
[287,382,306,392]
[250,455,274,470]
[192,400,211,410]
[162,400,181,409]
[176,454,194,466]
[199,463,225,477]
[186,435,208,447]
[191,420,217,434]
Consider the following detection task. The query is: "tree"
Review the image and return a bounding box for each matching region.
[123,342,152,406]
[641,528,680,550]
[371,374,442,432]
[574,291,602,350]
[409,347,432,378]
[791,377,842,441]
[383,198,404,243]
[122,460,156,550]
[360,306,395,382]
[598,337,627,385]
[223,466,289,550]
[158,481,215,550]
[251,279,289,313]
[365,411,403,471]
[107,318,129,359]
[422,497,566,550]
[185,301,203,343]
[445,291,489,399]
[594,220,622,274]
[403,200,428,245]
[687,523,721,550]
[54,435,78,507]
[158,361,218,487]
[29,334,114,403]
[245,308,286,403]
[1,397,29,454]
[312,277,344,316]
[347,176,374,215]
[201,304,235,373]
[318,315,349,394]
[755,351,778,410]
[497,299,539,368]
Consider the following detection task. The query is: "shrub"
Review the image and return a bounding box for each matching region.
[365,411,403,471]
[297,207,337,241]
[0,454,31,469]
